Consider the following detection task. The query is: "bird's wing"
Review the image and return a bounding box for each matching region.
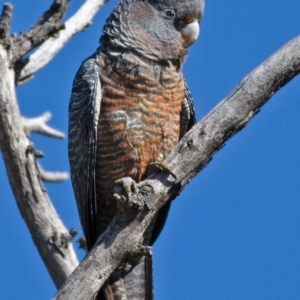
[180,79,197,139]
[68,53,101,249]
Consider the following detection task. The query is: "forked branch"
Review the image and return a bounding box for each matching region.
[16,0,108,84]
[0,0,109,289]
[14,0,69,60]
[22,112,65,139]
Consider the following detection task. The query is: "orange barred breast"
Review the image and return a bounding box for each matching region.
[95,54,184,218]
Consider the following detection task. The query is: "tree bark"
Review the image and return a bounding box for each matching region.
[17,0,107,84]
[0,45,79,288]
[0,0,108,289]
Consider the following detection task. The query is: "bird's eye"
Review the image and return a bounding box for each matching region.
[165,10,175,18]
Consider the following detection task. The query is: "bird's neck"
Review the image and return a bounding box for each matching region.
[99,49,183,88]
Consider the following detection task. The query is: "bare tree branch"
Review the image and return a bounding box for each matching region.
[0,3,13,39]
[0,0,110,290]
[0,44,79,288]
[17,0,107,85]
[22,111,65,139]
[53,35,300,300]
[14,0,69,61]
[38,162,69,182]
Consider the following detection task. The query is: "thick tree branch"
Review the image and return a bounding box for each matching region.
[16,0,107,84]
[0,1,81,288]
[0,44,79,289]
[0,0,109,288]
[53,35,300,300]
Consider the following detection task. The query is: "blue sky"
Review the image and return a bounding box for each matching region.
[1,0,300,299]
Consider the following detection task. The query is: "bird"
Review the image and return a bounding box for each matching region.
[68,0,204,299]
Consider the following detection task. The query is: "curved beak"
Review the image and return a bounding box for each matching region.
[180,21,200,48]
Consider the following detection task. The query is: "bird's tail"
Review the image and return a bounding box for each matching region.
[96,255,153,300]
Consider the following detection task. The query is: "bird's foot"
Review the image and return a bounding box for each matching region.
[113,177,142,213]
[147,161,177,180]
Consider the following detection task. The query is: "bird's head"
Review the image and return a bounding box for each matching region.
[101,0,204,62]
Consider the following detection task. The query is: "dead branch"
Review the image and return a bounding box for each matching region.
[0,3,13,39]
[0,44,79,288]
[38,162,69,182]
[53,35,300,300]
[0,0,109,289]
[22,111,65,139]
[14,0,69,61]
[16,0,107,85]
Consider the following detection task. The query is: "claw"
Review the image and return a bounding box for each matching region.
[113,193,127,204]
[114,177,137,201]
[148,161,177,180]
[113,177,142,212]
[114,177,137,197]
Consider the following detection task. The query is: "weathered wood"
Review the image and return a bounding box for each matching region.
[16,0,69,57]
[17,0,107,84]
[0,0,109,289]
[0,45,79,288]
[22,112,65,139]
[0,3,13,39]
[53,35,300,300]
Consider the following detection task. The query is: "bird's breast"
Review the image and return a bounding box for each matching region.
[95,55,184,210]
